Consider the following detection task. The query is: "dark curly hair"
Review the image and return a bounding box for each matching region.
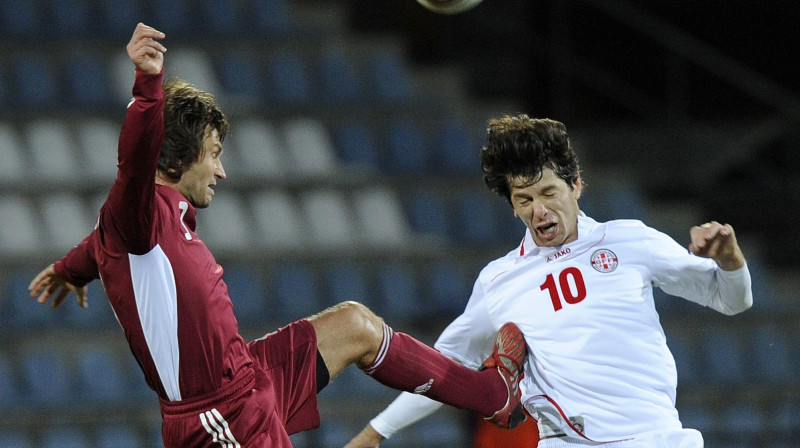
[480,115,581,204]
[159,78,230,179]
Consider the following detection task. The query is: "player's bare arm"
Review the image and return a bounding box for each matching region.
[28,263,88,308]
[343,424,384,448]
[688,221,746,271]
[127,22,166,75]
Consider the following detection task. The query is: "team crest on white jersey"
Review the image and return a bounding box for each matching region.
[590,249,618,273]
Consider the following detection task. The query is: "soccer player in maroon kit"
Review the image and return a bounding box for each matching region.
[28,23,527,447]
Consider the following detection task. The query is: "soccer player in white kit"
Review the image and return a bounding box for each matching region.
[345,115,753,448]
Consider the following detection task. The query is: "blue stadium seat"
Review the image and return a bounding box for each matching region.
[319,364,391,400]
[20,347,74,405]
[0,431,33,448]
[66,53,113,108]
[62,283,118,329]
[450,191,500,243]
[149,0,192,36]
[406,413,468,446]
[774,402,800,432]
[434,119,480,174]
[367,50,412,104]
[319,49,362,104]
[12,58,59,108]
[273,263,321,321]
[97,0,141,36]
[404,193,449,239]
[699,328,745,384]
[48,0,92,36]
[225,266,267,326]
[40,426,90,448]
[0,351,20,406]
[375,263,420,321]
[216,54,263,101]
[95,424,143,448]
[268,52,313,106]
[0,67,8,108]
[385,121,429,172]
[0,0,41,38]
[123,355,158,403]
[251,0,291,35]
[332,122,380,170]
[75,346,127,403]
[324,264,372,307]
[425,261,471,317]
[289,431,311,448]
[582,180,649,222]
[720,404,763,435]
[750,326,794,384]
[317,421,359,448]
[199,0,239,35]
[7,269,60,330]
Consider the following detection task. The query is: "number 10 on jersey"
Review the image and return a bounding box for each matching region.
[540,267,587,311]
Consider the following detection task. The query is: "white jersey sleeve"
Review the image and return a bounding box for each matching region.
[433,277,497,368]
[369,392,443,439]
[645,226,752,314]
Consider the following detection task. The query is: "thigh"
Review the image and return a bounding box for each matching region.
[248,319,321,435]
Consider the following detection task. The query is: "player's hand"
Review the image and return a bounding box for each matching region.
[343,424,385,448]
[688,221,745,271]
[28,264,88,308]
[127,22,166,75]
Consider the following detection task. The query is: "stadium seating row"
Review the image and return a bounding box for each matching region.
[0,0,291,40]
[0,115,483,186]
[0,185,521,257]
[0,411,471,448]
[0,43,419,111]
[0,258,479,332]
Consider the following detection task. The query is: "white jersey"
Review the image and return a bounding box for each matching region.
[432,215,751,444]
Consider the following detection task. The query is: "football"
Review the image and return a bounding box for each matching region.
[416,0,484,15]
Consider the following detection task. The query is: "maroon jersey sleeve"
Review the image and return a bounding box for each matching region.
[103,68,165,255]
[53,230,100,288]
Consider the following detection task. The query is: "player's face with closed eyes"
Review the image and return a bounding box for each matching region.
[509,168,582,248]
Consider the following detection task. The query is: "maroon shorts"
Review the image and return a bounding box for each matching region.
[159,319,321,447]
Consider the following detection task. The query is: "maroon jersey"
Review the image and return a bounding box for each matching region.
[54,69,252,402]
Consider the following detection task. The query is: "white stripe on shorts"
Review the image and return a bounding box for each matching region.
[199,408,241,448]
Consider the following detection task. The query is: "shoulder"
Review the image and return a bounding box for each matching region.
[475,246,519,284]
[601,218,661,239]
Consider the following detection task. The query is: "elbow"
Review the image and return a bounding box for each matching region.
[721,294,753,316]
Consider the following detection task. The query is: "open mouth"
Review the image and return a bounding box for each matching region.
[535,221,559,240]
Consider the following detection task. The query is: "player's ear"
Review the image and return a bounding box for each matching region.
[572,175,583,200]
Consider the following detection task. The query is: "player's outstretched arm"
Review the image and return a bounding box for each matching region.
[688,221,746,271]
[343,391,444,448]
[28,263,88,309]
[344,424,384,448]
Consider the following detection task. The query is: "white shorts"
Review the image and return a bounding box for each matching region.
[538,428,703,448]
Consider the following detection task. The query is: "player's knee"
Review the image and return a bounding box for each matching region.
[331,301,384,351]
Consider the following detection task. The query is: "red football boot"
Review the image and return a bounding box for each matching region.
[481,322,528,429]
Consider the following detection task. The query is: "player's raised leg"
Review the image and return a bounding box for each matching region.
[308,301,526,427]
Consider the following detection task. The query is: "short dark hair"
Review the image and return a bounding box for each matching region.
[159,78,230,179]
[480,115,581,203]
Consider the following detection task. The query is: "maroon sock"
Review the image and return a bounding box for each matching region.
[363,323,507,417]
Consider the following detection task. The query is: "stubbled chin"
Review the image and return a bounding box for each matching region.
[534,236,561,247]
